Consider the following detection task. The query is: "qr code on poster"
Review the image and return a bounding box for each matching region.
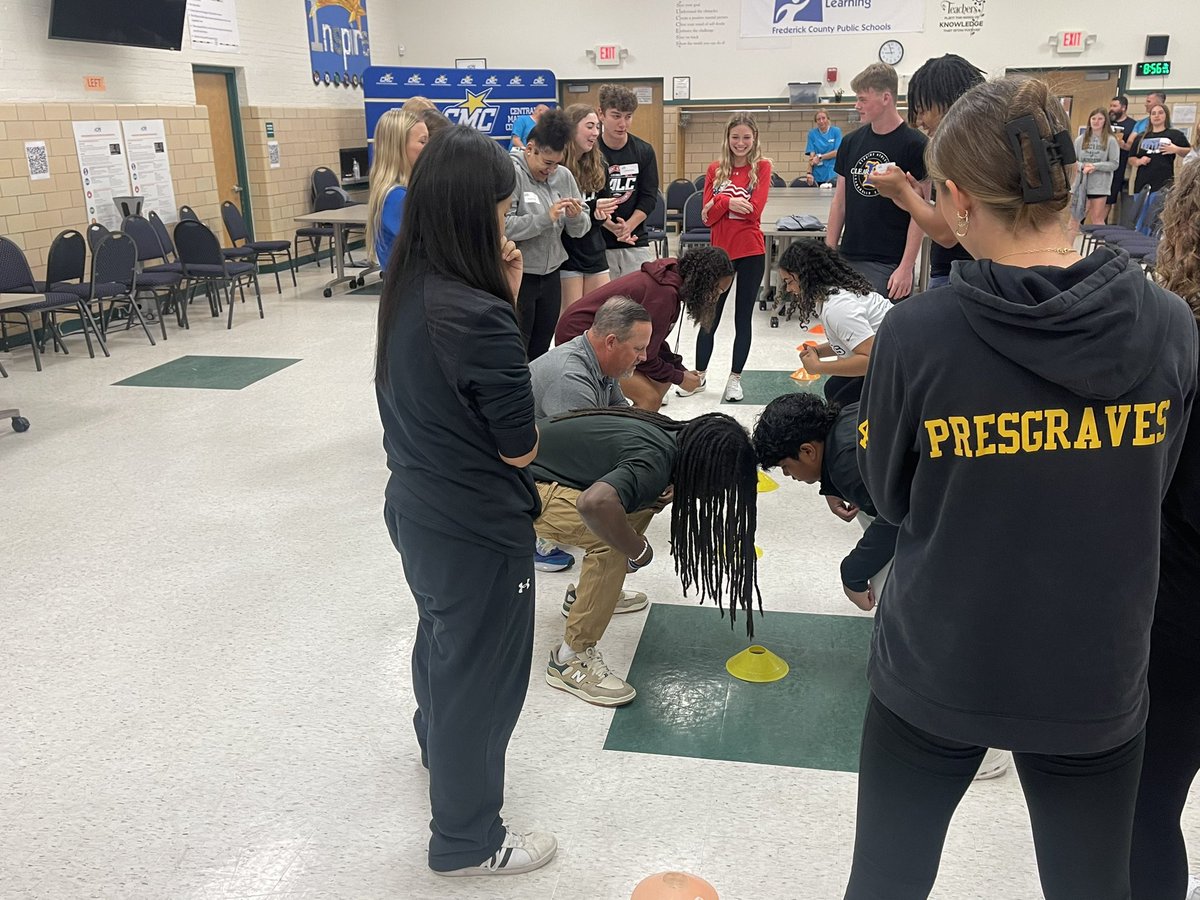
[267,141,281,168]
[25,142,50,180]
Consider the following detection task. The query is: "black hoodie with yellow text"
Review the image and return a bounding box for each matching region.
[858,248,1198,754]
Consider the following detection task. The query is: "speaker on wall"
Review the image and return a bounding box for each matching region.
[1145,35,1169,57]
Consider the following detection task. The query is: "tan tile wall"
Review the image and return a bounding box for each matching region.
[0,103,221,272]
[240,106,366,245]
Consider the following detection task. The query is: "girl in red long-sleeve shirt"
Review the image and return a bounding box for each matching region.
[680,113,772,402]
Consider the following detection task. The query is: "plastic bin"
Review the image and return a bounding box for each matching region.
[788,82,821,104]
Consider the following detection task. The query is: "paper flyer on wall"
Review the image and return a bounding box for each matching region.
[189,0,241,52]
[122,120,179,224]
[71,120,133,231]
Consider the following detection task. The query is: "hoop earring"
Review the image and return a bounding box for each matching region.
[954,211,970,238]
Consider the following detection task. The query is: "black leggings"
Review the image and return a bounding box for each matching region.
[1131,633,1200,900]
[517,271,562,360]
[695,253,765,374]
[846,694,1146,900]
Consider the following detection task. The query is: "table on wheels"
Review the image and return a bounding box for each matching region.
[293,207,376,297]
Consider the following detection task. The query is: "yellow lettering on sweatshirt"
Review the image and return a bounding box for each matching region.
[917,401,1173,460]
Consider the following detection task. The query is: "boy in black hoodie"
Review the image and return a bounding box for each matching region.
[846,77,1197,900]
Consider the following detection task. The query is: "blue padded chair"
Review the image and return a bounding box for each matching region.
[221,200,297,294]
[678,192,711,252]
[174,219,263,330]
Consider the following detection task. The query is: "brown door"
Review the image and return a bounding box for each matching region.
[193,70,244,212]
[1007,67,1120,138]
[558,79,664,184]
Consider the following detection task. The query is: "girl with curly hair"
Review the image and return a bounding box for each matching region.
[556,246,733,411]
[1130,159,1200,900]
[777,240,892,405]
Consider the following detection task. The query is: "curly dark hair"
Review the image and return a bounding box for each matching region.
[906,54,986,127]
[527,108,572,152]
[752,393,841,470]
[551,406,761,635]
[1158,160,1200,320]
[677,246,734,330]
[776,241,874,324]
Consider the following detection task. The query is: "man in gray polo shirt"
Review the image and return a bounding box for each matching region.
[530,296,652,419]
[529,296,654,604]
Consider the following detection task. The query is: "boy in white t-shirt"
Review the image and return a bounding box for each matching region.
[778,241,893,404]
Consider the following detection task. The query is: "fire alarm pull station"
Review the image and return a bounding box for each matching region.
[826,67,838,83]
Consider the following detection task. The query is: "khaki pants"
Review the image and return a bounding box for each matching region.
[535,482,656,651]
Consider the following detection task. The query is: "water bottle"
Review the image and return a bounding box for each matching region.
[352,159,360,180]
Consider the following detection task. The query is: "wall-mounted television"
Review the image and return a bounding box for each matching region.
[48,0,189,52]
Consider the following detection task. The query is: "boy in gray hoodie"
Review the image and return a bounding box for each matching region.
[506,108,591,359]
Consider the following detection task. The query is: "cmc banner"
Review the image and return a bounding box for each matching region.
[306,0,371,88]
[741,0,924,37]
[363,66,556,147]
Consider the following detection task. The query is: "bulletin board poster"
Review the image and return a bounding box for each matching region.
[72,120,133,231]
[306,0,371,88]
[122,120,179,224]
[741,0,924,38]
[363,66,557,148]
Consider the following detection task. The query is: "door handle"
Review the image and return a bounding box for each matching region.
[232,185,243,193]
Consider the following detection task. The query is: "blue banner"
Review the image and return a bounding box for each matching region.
[306,0,371,88]
[363,66,557,146]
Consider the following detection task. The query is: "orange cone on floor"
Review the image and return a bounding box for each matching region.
[631,871,720,900]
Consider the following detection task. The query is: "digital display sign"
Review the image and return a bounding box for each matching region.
[1136,61,1171,77]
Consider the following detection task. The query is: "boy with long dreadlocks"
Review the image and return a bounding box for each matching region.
[778,241,892,406]
[529,407,761,707]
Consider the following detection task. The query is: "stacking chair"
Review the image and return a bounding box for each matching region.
[644,192,669,259]
[122,215,184,338]
[93,232,156,346]
[1080,186,1151,253]
[34,228,87,292]
[85,222,111,253]
[221,200,297,293]
[310,167,340,207]
[295,188,337,272]
[315,186,366,269]
[770,172,786,188]
[693,174,707,193]
[790,177,817,187]
[178,205,200,222]
[678,193,711,252]
[665,178,693,234]
[174,219,262,330]
[0,235,108,371]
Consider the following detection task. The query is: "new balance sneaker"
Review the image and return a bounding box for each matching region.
[676,373,707,397]
[534,538,575,572]
[546,645,636,706]
[561,583,649,617]
[722,375,743,402]
[974,747,1010,781]
[435,828,558,877]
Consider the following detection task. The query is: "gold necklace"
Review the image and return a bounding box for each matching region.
[993,247,1077,262]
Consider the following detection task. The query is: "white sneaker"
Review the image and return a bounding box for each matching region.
[676,374,707,397]
[1187,874,1199,900]
[561,583,649,617]
[435,828,558,877]
[546,645,636,706]
[974,747,1010,781]
[722,375,743,402]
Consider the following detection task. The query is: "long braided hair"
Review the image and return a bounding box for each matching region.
[552,407,762,634]
[776,241,874,324]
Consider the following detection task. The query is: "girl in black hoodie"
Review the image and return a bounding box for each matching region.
[847,76,1198,900]
[1130,159,1200,900]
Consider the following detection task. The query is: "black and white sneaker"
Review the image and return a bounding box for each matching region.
[435,828,558,877]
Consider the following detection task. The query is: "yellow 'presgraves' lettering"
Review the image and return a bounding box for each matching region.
[1156,400,1170,443]
[1106,404,1131,444]
[1133,402,1160,446]
[858,419,869,449]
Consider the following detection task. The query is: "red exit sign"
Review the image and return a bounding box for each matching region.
[595,43,621,67]
[1056,30,1088,53]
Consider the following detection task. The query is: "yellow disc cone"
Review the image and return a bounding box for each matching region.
[757,470,779,493]
[726,645,789,683]
[754,545,763,559]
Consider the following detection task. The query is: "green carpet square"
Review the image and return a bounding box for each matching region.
[604,604,872,772]
[114,356,301,390]
[723,370,825,405]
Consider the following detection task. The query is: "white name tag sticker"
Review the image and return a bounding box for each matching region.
[619,163,640,176]
[523,191,540,204]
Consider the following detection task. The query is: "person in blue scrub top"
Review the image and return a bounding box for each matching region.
[806,109,842,185]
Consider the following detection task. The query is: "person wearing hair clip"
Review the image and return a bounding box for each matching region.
[847,76,1198,900]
